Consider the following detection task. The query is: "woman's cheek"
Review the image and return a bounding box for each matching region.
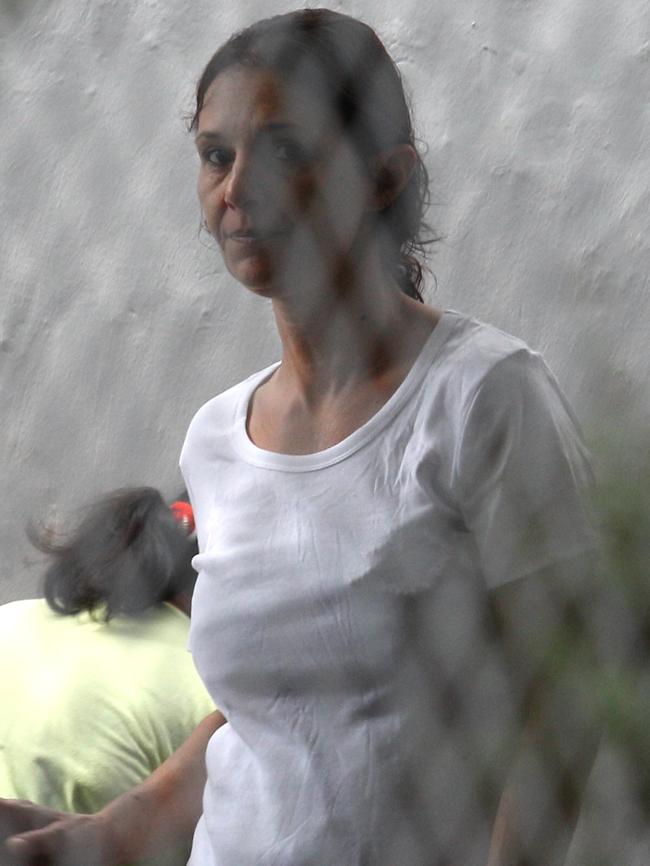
[291,171,318,214]
[197,170,218,208]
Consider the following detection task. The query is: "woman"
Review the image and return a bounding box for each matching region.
[0,488,218,863]
[1,10,598,866]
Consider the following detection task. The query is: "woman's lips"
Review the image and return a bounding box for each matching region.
[227,228,285,244]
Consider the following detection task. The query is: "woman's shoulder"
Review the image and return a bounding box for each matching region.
[438,310,536,371]
[411,310,574,445]
[182,363,279,448]
[429,310,552,402]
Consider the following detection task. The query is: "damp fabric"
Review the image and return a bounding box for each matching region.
[181,310,598,866]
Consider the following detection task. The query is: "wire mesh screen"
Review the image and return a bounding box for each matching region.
[1,2,649,866]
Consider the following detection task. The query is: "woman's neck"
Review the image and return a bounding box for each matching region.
[270,271,438,402]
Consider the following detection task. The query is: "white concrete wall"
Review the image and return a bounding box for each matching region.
[1,0,649,602]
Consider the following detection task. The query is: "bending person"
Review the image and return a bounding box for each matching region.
[0,487,218,860]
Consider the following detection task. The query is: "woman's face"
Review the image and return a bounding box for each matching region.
[195,65,375,297]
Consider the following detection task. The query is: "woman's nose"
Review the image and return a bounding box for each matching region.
[223,154,258,210]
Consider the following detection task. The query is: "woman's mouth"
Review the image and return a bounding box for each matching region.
[227,228,285,244]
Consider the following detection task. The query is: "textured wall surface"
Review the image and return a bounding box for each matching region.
[1,0,649,602]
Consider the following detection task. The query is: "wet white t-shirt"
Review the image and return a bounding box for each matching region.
[181,311,597,866]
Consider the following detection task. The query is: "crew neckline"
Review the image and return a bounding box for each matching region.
[232,310,461,472]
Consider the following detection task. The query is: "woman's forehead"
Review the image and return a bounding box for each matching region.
[198,65,338,141]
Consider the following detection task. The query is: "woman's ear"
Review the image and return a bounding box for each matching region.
[372,144,418,211]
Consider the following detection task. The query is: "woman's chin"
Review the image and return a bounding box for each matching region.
[227,261,279,298]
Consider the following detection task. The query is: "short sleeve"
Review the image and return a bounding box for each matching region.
[453,350,598,589]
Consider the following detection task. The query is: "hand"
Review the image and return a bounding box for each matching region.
[0,799,118,866]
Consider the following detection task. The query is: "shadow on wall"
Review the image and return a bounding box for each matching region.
[1,0,44,26]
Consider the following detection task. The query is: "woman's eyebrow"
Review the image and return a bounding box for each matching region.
[196,122,300,144]
[264,122,299,134]
[195,131,226,145]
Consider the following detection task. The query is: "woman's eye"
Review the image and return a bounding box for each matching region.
[272,139,309,165]
[203,148,233,169]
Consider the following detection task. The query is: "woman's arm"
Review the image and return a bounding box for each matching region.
[450,350,601,865]
[485,560,600,866]
[1,710,226,866]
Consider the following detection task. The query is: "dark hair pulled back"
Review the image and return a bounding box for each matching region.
[190,8,435,301]
[35,487,197,621]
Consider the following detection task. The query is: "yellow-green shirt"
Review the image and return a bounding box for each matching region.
[0,598,213,814]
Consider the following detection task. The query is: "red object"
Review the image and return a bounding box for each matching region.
[170,501,195,536]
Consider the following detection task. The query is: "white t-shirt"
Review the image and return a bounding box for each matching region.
[181,310,597,866]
